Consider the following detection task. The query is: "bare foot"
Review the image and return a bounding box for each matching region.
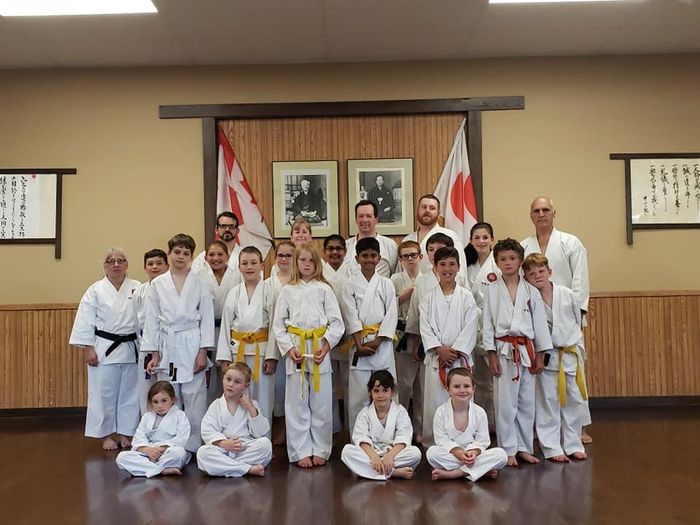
[392,467,414,479]
[311,456,327,467]
[162,468,182,476]
[297,457,314,468]
[570,451,588,461]
[517,452,540,464]
[102,437,118,450]
[247,465,265,477]
[431,468,463,480]
[414,434,424,445]
[581,430,593,444]
[485,469,499,480]
[507,455,518,468]
[548,454,570,463]
[118,435,132,449]
[272,418,286,446]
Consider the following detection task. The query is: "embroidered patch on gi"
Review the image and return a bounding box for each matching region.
[487,272,497,282]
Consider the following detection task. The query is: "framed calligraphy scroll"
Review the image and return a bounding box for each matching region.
[610,153,700,244]
[0,168,76,258]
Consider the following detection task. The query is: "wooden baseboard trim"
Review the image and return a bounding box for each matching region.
[0,407,86,418]
[590,396,700,409]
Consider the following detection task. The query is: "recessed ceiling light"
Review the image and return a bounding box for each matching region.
[0,0,158,17]
[490,0,622,3]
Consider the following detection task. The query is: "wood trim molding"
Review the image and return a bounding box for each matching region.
[590,290,700,298]
[0,303,78,311]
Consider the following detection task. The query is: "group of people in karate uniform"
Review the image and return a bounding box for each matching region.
[69,193,591,481]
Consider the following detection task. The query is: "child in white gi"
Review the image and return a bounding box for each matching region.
[341,236,398,431]
[483,238,553,467]
[341,370,421,480]
[427,368,507,481]
[134,249,169,416]
[69,247,141,450]
[216,246,277,425]
[272,243,344,467]
[116,381,191,477]
[142,234,216,453]
[523,254,588,462]
[197,362,272,477]
[419,246,478,446]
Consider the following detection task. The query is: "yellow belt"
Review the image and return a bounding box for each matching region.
[558,345,588,407]
[338,324,382,353]
[287,325,327,393]
[230,329,269,382]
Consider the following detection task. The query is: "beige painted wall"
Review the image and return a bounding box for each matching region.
[1,54,699,303]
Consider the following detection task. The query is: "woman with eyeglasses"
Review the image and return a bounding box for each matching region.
[69,248,142,450]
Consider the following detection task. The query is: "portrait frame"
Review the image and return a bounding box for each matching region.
[347,158,414,236]
[610,153,700,244]
[272,160,339,238]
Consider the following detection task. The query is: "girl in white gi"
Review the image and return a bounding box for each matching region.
[523,254,588,461]
[216,246,277,425]
[69,248,141,450]
[341,236,399,431]
[197,362,272,477]
[269,219,313,279]
[419,247,478,447]
[198,240,241,404]
[465,223,499,428]
[134,249,169,416]
[272,243,344,468]
[427,368,507,481]
[266,240,295,445]
[142,234,216,453]
[483,239,553,467]
[116,381,191,477]
[341,370,421,480]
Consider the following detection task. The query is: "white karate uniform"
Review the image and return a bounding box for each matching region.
[390,270,423,434]
[427,400,507,481]
[341,402,421,480]
[343,234,399,277]
[141,270,216,452]
[69,276,141,438]
[272,279,344,462]
[116,405,191,477]
[521,228,592,427]
[341,272,398,431]
[196,263,242,404]
[134,280,156,416]
[467,253,500,428]
[196,397,272,477]
[216,279,275,426]
[482,276,553,456]
[191,244,242,275]
[419,285,478,446]
[404,270,471,336]
[403,224,468,276]
[536,284,586,458]
[265,274,287,418]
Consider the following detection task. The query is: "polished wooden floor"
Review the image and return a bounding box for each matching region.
[0,407,698,525]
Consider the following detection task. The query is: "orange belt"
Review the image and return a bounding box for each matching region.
[497,335,536,382]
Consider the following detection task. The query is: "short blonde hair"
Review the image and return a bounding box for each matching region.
[522,253,550,273]
[225,361,252,384]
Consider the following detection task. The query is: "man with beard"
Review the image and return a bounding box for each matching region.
[191,212,242,273]
[402,194,467,275]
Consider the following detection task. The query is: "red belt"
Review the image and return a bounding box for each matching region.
[496,335,536,382]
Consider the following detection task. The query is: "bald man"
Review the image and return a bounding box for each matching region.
[520,196,593,443]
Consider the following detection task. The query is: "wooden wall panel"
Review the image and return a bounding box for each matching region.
[1,291,697,409]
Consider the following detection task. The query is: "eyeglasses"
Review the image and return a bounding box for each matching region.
[105,258,127,265]
[325,246,346,252]
[217,223,238,230]
[399,253,420,260]
[276,253,293,259]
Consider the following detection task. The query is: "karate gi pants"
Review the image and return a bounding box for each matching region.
[196,439,272,477]
[285,371,332,462]
[535,370,585,457]
[273,365,286,417]
[421,365,449,447]
[473,353,495,429]
[493,356,536,456]
[85,362,139,438]
[395,350,423,436]
[341,444,422,480]
[348,365,396,433]
[240,354,275,431]
[116,447,190,478]
[331,358,349,434]
[427,446,507,482]
[137,353,156,416]
[160,371,208,453]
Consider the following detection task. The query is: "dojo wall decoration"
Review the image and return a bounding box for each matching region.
[272,160,339,238]
[347,158,414,236]
[610,153,700,244]
[0,168,75,258]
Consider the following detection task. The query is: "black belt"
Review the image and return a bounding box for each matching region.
[215,319,221,328]
[395,320,408,353]
[94,329,138,359]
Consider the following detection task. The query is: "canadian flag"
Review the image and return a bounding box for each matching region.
[434,118,478,244]
[216,127,273,259]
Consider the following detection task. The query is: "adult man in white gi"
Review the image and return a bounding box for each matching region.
[191,211,242,273]
[344,200,398,278]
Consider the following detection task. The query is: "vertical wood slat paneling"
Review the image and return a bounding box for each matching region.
[1,292,697,409]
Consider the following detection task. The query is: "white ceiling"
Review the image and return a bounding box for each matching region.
[0,0,699,68]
